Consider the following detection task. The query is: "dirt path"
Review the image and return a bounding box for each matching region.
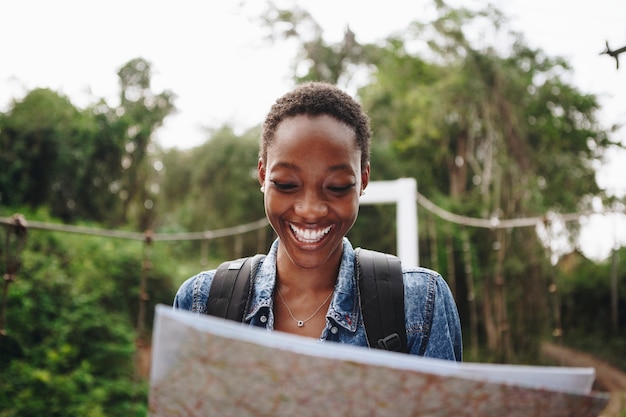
[541,342,626,417]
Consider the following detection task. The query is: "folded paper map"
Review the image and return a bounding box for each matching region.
[149,305,609,417]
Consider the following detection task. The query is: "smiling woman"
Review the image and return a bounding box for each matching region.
[260,114,366,269]
[173,82,462,361]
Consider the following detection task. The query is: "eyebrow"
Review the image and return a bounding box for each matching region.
[273,161,355,173]
[274,161,300,171]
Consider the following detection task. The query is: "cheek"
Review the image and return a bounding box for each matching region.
[263,192,287,216]
[337,197,360,222]
[263,195,281,233]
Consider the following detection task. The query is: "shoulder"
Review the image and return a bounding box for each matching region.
[401,266,455,304]
[402,266,447,290]
[173,270,216,312]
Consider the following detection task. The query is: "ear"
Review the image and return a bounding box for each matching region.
[361,162,370,192]
[258,158,266,186]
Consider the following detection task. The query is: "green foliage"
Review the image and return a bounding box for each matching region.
[156,125,270,259]
[0,58,175,230]
[188,126,263,228]
[259,3,369,85]
[0,89,99,220]
[0,210,176,416]
[353,4,616,361]
[112,58,176,229]
[558,249,626,338]
[553,248,626,374]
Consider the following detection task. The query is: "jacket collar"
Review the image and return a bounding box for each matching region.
[246,238,360,333]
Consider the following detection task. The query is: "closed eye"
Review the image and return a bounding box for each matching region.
[328,184,355,193]
[271,181,297,191]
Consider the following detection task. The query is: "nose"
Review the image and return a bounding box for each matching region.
[294,189,328,219]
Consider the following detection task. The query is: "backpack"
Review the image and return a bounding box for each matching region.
[206,248,408,353]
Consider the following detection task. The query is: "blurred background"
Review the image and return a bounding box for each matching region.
[1,1,625,415]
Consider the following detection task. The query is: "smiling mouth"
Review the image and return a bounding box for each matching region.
[289,223,333,243]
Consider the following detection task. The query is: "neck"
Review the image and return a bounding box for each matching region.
[273,258,337,338]
[275,250,341,293]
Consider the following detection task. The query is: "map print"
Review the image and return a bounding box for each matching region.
[149,306,609,417]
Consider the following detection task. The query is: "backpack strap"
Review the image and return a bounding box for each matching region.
[207,254,265,322]
[207,249,408,354]
[356,248,407,353]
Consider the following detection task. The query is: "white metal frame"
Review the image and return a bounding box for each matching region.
[359,178,418,267]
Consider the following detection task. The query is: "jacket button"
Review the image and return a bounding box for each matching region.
[330,326,338,334]
[260,315,268,323]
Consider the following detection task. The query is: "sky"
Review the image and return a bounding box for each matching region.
[1,0,625,260]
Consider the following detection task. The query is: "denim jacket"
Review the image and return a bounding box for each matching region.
[173,238,462,361]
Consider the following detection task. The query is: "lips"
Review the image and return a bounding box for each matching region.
[289,223,333,243]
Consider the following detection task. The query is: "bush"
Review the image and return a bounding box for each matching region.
[0,213,176,416]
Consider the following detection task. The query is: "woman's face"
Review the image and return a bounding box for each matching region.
[259,114,369,270]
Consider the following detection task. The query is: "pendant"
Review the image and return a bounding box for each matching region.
[297,320,304,327]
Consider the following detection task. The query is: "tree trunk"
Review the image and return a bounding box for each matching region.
[462,229,479,359]
[483,276,498,352]
[493,228,513,362]
[448,130,469,198]
[427,214,439,272]
[445,224,457,298]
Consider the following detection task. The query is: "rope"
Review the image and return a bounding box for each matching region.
[415,192,622,229]
[1,191,622,244]
[0,215,270,338]
[0,217,269,241]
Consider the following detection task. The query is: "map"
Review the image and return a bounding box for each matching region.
[149,305,609,417]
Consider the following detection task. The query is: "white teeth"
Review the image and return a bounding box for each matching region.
[289,224,332,243]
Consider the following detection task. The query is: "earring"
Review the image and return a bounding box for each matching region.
[360,190,366,196]
[260,186,265,193]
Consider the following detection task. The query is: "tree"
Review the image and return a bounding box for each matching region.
[358,4,615,360]
[109,57,176,228]
[156,125,268,259]
[0,89,106,222]
[259,2,371,87]
[0,58,176,229]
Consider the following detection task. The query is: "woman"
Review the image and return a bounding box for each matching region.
[173,82,462,361]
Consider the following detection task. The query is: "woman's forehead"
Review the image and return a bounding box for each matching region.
[266,115,361,172]
[272,114,357,146]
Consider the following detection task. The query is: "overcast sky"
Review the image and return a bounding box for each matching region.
[1,0,625,259]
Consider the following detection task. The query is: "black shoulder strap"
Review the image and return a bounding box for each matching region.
[207,250,407,353]
[356,248,407,353]
[207,254,265,322]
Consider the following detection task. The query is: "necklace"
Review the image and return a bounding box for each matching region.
[277,287,333,327]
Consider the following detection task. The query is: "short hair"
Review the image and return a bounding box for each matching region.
[261,82,371,169]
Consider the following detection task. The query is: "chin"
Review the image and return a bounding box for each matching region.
[282,235,344,269]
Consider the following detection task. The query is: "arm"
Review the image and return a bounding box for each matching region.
[404,268,463,361]
[423,275,463,361]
